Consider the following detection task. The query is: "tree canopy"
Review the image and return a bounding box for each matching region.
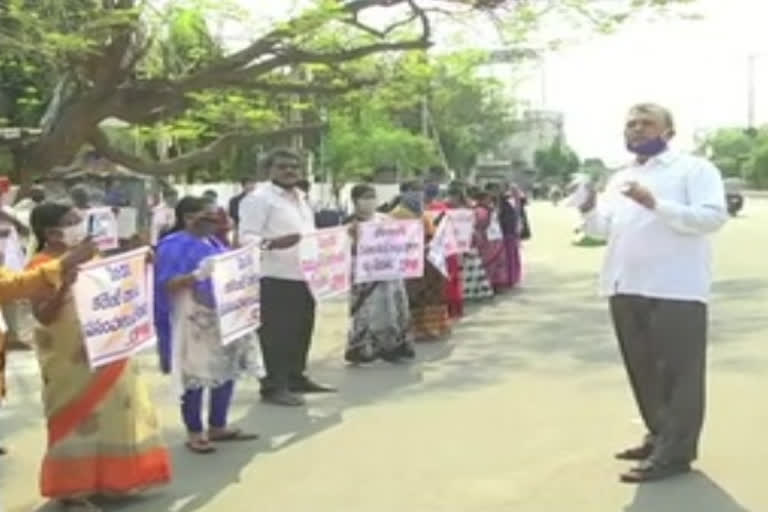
[700,127,768,188]
[0,0,698,180]
[534,140,580,184]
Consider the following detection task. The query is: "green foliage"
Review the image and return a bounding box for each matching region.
[744,141,768,189]
[534,141,581,183]
[0,0,697,179]
[699,128,756,179]
[325,105,436,182]
[698,126,768,187]
[427,52,517,176]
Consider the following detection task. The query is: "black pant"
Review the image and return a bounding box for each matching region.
[259,278,316,393]
[610,294,707,465]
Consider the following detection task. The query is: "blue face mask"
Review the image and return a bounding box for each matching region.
[626,137,668,157]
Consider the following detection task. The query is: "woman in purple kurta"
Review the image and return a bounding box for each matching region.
[154,196,260,453]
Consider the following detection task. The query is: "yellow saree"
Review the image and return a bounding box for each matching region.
[28,253,172,499]
[0,260,62,398]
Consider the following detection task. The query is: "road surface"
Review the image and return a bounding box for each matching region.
[1,201,766,512]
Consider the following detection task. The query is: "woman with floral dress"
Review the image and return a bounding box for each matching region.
[345,184,414,364]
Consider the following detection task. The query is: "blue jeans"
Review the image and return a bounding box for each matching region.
[181,380,235,434]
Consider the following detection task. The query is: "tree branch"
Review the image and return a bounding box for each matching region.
[89,124,327,176]
[178,0,430,94]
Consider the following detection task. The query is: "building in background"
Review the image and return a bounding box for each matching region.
[472,109,565,189]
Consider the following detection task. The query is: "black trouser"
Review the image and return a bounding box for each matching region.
[610,294,707,465]
[259,277,316,394]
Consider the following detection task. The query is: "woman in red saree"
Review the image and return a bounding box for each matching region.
[425,184,464,319]
[472,190,511,292]
[27,203,171,511]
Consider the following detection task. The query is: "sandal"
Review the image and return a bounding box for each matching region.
[185,439,216,454]
[209,428,260,442]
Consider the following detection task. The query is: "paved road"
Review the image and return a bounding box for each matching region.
[1,202,766,512]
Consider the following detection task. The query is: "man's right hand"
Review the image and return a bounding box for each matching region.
[579,188,597,214]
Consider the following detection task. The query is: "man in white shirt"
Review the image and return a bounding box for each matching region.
[580,103,728,483]
[239,148,335,406]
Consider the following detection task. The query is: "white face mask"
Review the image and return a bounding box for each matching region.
[356,198,377,216]
[61,222,87,247]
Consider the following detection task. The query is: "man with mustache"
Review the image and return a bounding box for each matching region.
[580,103,728,483]
[238,148,335,407]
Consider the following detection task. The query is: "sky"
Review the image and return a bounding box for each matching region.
[510,0,768,164]
[224,0,768,165]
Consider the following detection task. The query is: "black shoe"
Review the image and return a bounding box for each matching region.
[615,443,654,461]
[620,460,691,483]
[380,350,403,363]
[290,377,337,394]
[397,344,416,360]
[261,389,305,406]
[345,348,376,365]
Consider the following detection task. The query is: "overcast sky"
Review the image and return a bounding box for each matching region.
[512,0,768,163]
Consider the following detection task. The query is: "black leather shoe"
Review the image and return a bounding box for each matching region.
[615,443,654,461]
[620,460,691,483]
[290,378,337,394]
[261,389,305,406]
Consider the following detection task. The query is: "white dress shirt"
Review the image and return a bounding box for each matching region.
[584,150,728,303]
[238,182,316,281]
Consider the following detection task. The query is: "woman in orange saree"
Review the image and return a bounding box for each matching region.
[27,203,172,511]
[0,239,97,456]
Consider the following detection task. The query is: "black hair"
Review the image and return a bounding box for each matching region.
[203,189,218,198]
[30,202,72,252]
[400,180,422,193]
[350,183,375,201]
[263,147,300,170]
[165,196,208,237]
[448,181,466,197]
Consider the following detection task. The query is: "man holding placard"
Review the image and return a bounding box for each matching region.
[239,148,335,406]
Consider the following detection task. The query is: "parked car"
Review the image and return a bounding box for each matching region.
[724,178,745,216]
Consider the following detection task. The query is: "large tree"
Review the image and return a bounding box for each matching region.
[0,0,696,180]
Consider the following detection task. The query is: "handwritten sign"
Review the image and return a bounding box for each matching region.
[433,213,459,257]
[74,247,155,369]
[0,225,26,271]
[299,227,351,300]
[354,219,424,284]
[117,207,138,239]
[151,206,175,245]
[210,243,261,345]
[86,207,119,251]
[447,209,475,253]
[428,219,452,277]
[487,215,503,241]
